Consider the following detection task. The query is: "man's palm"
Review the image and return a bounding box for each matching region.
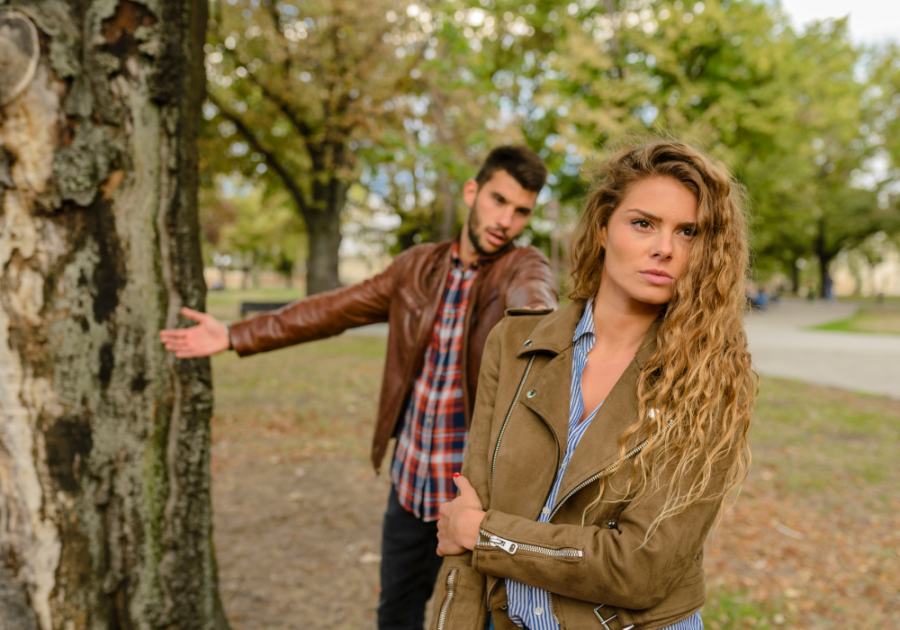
[159,308,230,358]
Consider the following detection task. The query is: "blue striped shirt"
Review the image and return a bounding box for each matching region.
[504,300,703,630]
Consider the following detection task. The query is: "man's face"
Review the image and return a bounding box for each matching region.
[462,169,539,256]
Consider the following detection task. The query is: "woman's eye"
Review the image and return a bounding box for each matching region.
[632,219,651,229]
[681,227,697,237]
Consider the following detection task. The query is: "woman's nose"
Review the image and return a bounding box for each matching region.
[651,236,674,260]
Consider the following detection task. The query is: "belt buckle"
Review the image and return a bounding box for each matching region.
[593,604,634,630]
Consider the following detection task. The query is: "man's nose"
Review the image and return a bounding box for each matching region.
[496,205,515,229]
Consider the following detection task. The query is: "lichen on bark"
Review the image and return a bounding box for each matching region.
[0,1,225,629]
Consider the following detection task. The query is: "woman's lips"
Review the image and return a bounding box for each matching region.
[639,271,674,285]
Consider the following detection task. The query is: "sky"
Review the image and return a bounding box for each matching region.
[778,0,899,44]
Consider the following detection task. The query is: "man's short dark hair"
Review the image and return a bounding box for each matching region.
[475,145,548,193]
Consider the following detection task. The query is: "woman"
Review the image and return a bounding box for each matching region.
[431,141,755,630]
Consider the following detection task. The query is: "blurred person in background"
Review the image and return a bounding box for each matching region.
[160,145,558,630]
[432,141,756,630]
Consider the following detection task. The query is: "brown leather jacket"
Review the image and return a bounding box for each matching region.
[229,240,558,471]
[431,302,734,630]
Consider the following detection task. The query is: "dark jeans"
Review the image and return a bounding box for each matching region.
[378,486,444,630]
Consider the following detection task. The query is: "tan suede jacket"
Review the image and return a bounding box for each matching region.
[431,301,731,630]
[229,240,557,471]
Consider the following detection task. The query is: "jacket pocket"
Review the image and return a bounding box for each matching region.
[436,568,459,630]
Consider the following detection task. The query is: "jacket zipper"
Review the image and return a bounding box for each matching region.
[437,568,458,630]
[477,529,583,559]
[547,416,676,521]
[491,356,536,486]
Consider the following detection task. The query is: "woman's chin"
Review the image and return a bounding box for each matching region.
[627,287,673,308]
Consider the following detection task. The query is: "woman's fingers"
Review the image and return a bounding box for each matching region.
[452,474,477,499]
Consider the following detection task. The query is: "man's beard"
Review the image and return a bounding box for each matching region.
[467,203,508,257]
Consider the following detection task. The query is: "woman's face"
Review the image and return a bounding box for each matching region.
[598,176,699,307]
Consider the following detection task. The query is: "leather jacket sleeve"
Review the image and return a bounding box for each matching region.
[471,459,728,611]
[505,248,557,310]
[229,249,407,356]
[428,323,507,629]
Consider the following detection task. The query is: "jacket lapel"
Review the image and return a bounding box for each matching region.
[516,301,585,456]
[552,314,664,505]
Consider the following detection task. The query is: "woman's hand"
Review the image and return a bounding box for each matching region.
[436,474,486,557]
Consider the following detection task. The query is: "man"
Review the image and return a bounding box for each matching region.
[159,145,557,629]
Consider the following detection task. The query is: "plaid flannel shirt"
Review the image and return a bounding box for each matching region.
[390,243,477,521]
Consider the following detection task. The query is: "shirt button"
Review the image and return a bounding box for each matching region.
[534,606,543,616]
[542,507,551,516]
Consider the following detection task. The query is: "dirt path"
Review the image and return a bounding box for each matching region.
[213,453,389,629]
[209,337,900,630]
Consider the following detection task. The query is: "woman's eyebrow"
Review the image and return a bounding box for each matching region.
[626,208,663,222]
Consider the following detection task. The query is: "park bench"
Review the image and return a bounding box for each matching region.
[240,302,291,317]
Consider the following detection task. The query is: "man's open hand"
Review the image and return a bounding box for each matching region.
[159,307,230,358]
[436,474,486,557]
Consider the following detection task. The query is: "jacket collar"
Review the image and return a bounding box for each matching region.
[516,299,665,367]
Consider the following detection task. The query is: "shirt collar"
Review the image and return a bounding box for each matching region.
[450,240,480,270]
[574,297,595,343]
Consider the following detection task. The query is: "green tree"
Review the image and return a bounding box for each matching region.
[203,0,425,293]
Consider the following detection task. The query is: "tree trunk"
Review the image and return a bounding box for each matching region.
[305,179,347,294]
[790,258,800,294]
[815,219,833,298]
[434,170,456,243]
[0,2,228,629]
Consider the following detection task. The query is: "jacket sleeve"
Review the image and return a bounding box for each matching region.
[505,247,558,311]
[471,458,728,611]
[429,322,506,629]
[229,249,410,356]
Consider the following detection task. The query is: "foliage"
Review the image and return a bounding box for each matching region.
[199,0,900,292]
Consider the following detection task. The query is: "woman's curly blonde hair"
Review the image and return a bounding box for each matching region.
[569,140,756,539]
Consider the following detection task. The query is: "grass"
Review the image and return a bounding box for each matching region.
[210,335,900,629]
[812,307,900,335]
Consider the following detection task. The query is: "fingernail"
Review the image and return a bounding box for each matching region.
[453,473,460,478]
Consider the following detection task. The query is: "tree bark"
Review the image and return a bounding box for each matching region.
[815,218,835,298]
[305,179,347,294]
[791,257,800,294]
[0,2,228,629]
[434,170,457,243]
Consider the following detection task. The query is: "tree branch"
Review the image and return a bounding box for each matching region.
[207,92,310,217]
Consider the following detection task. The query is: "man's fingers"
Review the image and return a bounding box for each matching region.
[159,330,188,341]
[180,307,206,324]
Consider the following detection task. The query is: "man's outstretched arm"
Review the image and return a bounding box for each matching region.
[160,251,404,358]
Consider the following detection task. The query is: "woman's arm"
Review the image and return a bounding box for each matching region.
[469,461,729,611]
[428,323,507,630]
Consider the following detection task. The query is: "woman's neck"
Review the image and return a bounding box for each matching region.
[591,285,663,356]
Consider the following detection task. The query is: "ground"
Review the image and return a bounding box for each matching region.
[208,329,900,630]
